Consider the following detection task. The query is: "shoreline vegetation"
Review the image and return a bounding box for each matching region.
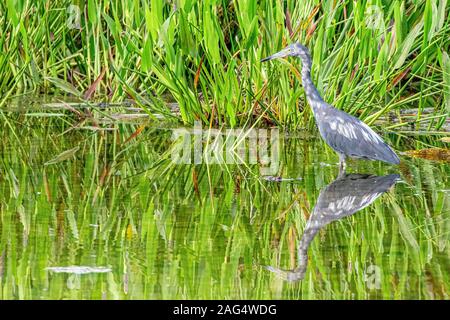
[0,1,449,129]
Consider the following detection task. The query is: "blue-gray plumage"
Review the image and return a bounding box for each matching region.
[262,43,400,170]
[266,173,400,282]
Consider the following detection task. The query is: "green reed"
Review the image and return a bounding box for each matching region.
[0,0,448,129]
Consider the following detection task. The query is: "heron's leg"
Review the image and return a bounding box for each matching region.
[338,153,346,177]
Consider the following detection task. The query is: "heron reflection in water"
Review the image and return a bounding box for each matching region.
[266,173,400,282]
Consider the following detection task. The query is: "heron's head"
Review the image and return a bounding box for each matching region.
[261,43,310,62]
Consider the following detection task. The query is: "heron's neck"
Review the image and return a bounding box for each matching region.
[298,55,324,114]
[290,224,319,278]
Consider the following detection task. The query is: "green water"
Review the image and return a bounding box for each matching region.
[0,105,448,300]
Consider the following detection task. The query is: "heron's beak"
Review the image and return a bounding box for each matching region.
[261,48,291,62]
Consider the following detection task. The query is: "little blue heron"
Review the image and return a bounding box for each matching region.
[262,43,400,170]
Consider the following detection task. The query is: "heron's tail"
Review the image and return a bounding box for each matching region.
[384,145,400,164]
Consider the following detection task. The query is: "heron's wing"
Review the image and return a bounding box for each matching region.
[319,109,399,164]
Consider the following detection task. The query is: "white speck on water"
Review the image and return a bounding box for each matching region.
[45,266,112,274]
[320,162,333,167]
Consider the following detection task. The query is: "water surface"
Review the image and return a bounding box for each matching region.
[0,102,448,299]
